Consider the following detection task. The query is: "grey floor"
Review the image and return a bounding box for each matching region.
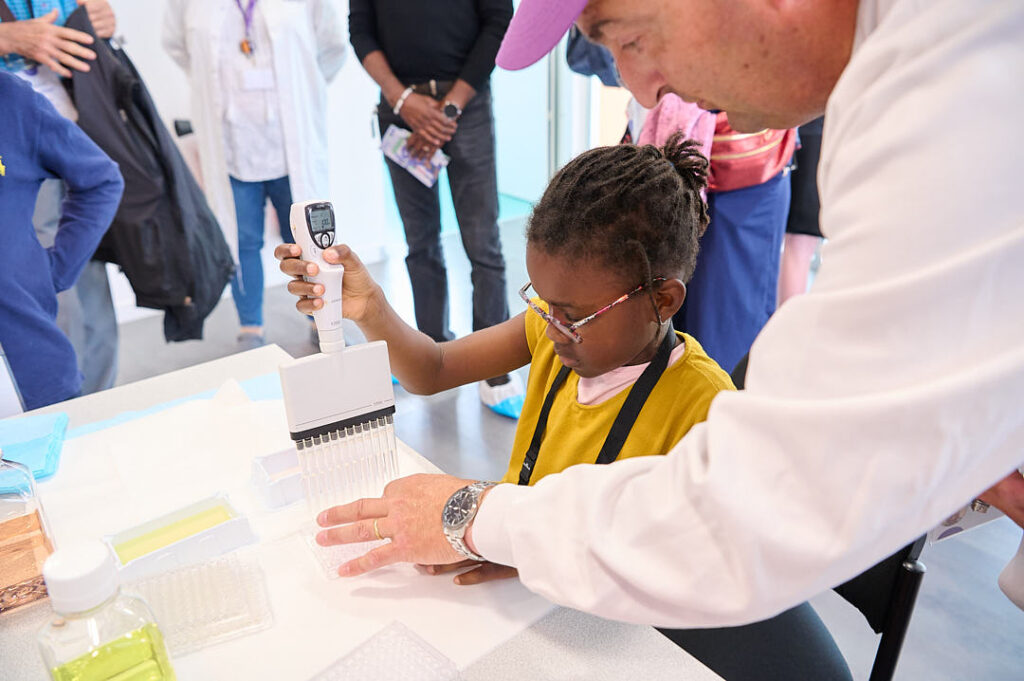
[114,218,1023,680]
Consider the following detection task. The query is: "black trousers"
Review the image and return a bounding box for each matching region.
[786,117,825,238]
[377,86,509,342]
[658,602,853,681]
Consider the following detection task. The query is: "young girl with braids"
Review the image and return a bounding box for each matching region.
[275,133,734,583]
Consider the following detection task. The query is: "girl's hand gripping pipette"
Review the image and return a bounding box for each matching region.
[288,201,346,353]
[275,242,386,324]
[277,241,526,397]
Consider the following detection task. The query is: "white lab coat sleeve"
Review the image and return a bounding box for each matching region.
[471,0,1024,629]
[161,0,191,72]
[311,0,346,83]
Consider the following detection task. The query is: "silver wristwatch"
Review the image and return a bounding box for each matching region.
[442,481,496,561]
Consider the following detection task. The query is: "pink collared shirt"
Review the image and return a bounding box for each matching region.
[576,341,687,406]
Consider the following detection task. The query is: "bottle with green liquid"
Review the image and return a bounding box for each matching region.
[37,540,176,681]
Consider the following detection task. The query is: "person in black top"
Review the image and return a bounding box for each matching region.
[778,116,824,305]
[350,0,525,419]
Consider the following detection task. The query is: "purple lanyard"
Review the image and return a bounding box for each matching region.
[234,0,258,41]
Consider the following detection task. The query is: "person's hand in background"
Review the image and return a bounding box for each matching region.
[79,0,116,40]
[0,10,95,77]
[406,131,440,161]
[979,470,1024,529]
[399,93,456,146]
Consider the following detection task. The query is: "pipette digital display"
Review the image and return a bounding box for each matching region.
[299,201,336,252]
[306,203,336,247]
[290,200,345,353]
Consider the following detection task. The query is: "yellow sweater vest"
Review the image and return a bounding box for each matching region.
[501,307,735,485]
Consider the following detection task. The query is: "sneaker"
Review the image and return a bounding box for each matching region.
[237,330,266,351]
[478,373,524,419]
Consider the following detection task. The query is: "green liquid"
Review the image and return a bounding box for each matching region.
[113,504,234,565]
[51,623,175,681]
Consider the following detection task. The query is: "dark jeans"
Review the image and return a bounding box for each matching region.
[659,602,853,681]
[229,175,294,328]
[378,86,508,342]
[786,116,825,238]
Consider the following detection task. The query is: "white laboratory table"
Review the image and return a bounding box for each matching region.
[1,345,722,681]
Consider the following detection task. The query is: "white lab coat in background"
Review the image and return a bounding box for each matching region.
[162,0,346,262]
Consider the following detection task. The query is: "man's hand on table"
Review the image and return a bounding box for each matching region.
[316,473,484,577]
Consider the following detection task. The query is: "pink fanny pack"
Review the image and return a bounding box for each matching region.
[708,113,796,193]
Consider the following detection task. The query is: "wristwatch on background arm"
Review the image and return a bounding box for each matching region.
[443,100,463,120]
[442,481,496,561]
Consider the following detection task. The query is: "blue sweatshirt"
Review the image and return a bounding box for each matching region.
[0,73,124,410]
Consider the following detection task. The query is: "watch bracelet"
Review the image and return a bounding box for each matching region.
[443,481,496,562]
[446,533,486,562]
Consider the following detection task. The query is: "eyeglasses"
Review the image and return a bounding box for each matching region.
[519,278,665,344]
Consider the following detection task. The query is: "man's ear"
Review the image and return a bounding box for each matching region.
[656,278,687,321]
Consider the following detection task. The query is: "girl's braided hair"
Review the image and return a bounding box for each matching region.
[526,132,709,288]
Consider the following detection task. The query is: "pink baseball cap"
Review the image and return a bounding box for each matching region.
[496,0,589,71]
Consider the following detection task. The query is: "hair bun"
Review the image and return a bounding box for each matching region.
[661,131,709,195]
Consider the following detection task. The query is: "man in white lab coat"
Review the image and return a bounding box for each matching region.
[163,0,345,346]
[304,0,1024,663]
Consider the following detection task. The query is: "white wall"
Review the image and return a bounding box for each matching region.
[107,0,388,323]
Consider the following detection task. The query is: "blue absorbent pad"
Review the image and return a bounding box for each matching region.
[238,372,285,401]
[0,411,69,481]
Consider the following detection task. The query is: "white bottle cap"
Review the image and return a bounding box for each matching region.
[43,540,119,614]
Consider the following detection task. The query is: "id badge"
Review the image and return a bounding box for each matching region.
[242,68,275,91]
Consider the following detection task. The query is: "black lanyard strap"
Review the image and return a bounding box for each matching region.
[518,363,572,485]
[594,322,676,465]
[518,322,677,485]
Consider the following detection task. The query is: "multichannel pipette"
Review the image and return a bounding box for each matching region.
[279,201,400,524]
[289,201,345,354]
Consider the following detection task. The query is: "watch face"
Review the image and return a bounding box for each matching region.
[443,489,475,529]
[443,103,459,119]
